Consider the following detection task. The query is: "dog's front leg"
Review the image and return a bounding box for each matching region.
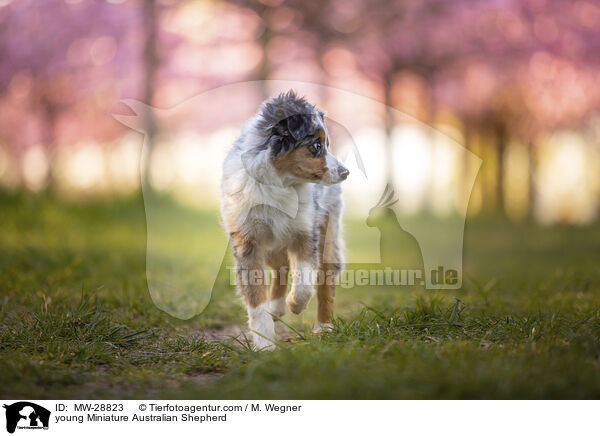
[286,232,317,315]
[233,236,276,351]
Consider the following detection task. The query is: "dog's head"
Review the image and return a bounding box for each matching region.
[257,90,349,185]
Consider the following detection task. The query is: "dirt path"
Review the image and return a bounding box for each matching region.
[201,323,299,345]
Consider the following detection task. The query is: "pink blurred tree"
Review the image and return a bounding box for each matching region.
[0,0,148,186]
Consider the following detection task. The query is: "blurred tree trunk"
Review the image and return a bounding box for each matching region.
[527,140,536,221]
[40,96,58,190]
[462,122,473,209]
[494,122,506,214]
[142,0,158,190]
[422,72,436,212]
[383,76,394,186]
[256,5,271,100]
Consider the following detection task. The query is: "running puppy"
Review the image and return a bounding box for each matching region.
[220,91,349,350]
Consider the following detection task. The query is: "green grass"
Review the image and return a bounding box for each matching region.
[1,190,600,399]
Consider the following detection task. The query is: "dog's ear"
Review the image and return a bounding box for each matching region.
[285,114,312,140]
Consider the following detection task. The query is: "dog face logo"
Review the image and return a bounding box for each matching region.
[3,402,50,434]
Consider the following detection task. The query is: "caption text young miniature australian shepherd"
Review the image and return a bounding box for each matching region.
[220,91,349,350]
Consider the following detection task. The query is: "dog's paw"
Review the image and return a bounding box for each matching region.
[312,320,334,334]
[248,303,277,351]
[268,297,286,320]
[252,334,277,351]
[286,286,314,314]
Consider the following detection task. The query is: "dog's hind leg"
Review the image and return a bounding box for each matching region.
[315,215,342,333]
[232,233,276,351]
[286,232,317,315]
[266,250,289,320]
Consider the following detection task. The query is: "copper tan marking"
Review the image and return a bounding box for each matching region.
[273,146,328,181]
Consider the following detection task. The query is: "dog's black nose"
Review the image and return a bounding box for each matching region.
[338,167,350,179]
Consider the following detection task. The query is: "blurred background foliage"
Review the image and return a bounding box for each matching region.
[0,0,600,224]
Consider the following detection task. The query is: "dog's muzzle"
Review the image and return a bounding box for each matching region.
[337,165,350,180]
[325,152,350,184]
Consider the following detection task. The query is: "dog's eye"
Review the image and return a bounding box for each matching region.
[311,142,322,155]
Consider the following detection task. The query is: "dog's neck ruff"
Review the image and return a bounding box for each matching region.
[238,145,303,220]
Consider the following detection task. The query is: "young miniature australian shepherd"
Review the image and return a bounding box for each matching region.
[220,91,349,350]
